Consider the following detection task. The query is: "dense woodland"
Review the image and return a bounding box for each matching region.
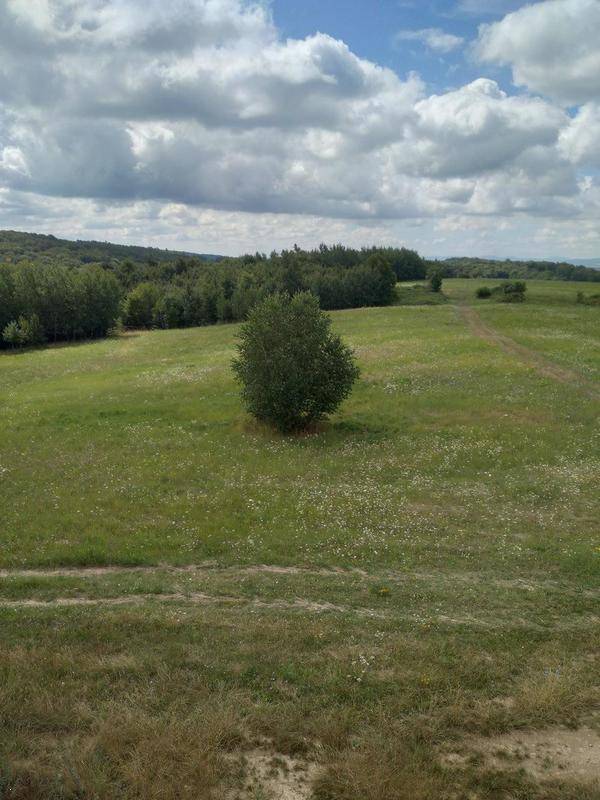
[0,230,598,348]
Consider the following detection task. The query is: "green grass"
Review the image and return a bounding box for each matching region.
[395,282,448,305]
[446,278,600,380]
[1,279,599,799]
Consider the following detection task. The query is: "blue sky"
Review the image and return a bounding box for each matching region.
[0,0,599,258]
[273,0,522,91]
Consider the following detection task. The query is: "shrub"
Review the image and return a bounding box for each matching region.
[232,292,359,432]
[427,268,443,293]
[396,285,447,305]
[476,286,492,298]
[577,292,600,306]
[18,314,46,345]
[497,281,527,302]
[2,314,45,347]
[2,320,20,347]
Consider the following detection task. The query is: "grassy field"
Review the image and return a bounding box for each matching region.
[1,279,599,799]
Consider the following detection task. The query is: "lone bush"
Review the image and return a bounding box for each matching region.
[428,267,443,293]
[476,286,492,298]
[497,281,527,302]
[577,291,600,306]
[232,292,359,432]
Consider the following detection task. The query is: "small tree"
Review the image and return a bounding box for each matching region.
[428,267,443,293]
[18,314,46,346]
[123,282,162,328]
[2,315,45,347]
[232,292,359,432]
[2,320,20,348]
[497,281,526,302]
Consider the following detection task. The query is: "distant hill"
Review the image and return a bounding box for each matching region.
[444,255,600,269]
[434,256,600,282]
[561,257,600,269]
[0,230,222,268]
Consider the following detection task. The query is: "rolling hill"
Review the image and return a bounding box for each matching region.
[0,229,222,268]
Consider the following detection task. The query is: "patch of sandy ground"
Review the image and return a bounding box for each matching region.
[228,749,320,800]
[445,725,600,782]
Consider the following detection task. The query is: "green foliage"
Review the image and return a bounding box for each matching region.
[2,320,20,347]
[9,228,597,353]
[483,280,527,303]
[19,313,45,345]
[2,314,45,347]
[232,292,359,432]
[396,284,448,305]
[1,235,409,349]
[427,267,443,293]
[576,291,600,306]
[387,247,426,280]
[435,255,600,283]
[495,281,527,302]
[0,262,120,347]
[123,282,162,328]
[0,229,220,269]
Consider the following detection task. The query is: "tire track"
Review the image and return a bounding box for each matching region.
[458,304,600,400]
[1,592,598,631]
[1,563,598,598]
[0,592,379,617]
[0,563,365,580]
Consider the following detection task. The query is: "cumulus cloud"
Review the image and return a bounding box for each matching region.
[559,103,600,165]
[395,27,464,53]
[0,0,598,255]
[404,79,567,178]
[476,0,600,105]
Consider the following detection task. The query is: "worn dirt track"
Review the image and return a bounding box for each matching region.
[458,304,600,400]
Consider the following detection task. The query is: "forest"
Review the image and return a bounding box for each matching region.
[0,240,417,347]
[0,230,598,348]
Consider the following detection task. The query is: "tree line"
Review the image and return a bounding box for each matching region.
[1,244,424,348]
[436,257,600,283]
[121,246,422,330]
[3,235,598,349]
[0,262,121,347]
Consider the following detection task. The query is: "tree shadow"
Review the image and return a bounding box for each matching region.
[0,332,142,357]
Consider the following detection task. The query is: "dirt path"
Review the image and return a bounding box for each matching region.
[458,304,600,400]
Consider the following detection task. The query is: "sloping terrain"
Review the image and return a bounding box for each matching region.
[1,279,598,799]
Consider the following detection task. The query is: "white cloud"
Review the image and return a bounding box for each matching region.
[559,103,600,165]
[395,27,464,53]
[476,0,600,105]
[0,0,598,256]
[403,79,567,178]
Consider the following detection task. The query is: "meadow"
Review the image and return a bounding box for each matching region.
[0,279,599,799]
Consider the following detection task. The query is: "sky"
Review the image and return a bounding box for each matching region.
[0,0,599,258]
